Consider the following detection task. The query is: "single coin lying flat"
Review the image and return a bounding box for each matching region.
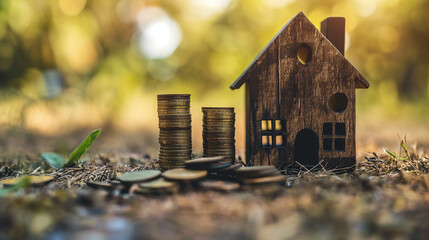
[139,178,178,190]
[0,175,54,187]
[235,166,277,178]
[184,156,225,166]
[118,170,161,184]
[216,164,242,173]
[163,168,207,181]
[135,178,179,194]
[86,181,113,190]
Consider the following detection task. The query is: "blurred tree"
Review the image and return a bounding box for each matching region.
[0,0,429,131]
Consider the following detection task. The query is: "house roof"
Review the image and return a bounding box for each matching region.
[230,12,369,90]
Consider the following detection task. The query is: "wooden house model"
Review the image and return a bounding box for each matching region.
[230,12,369,171]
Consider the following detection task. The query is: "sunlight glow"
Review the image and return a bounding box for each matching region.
[345,31,350,53]
[189,0,231,18]
[59,0,87,16]
[354,0,377,17]
[137,7,182,59]
[378,26,399,53]
[263,0,296,8]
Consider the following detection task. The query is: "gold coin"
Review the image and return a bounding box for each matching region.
[203,115,235,118]
[158,105,190,109]
[184,156,225,165]
[139,178,179,190]
[157,94,190,99]
[203,153,235,156]
[159,142,192,145]
[159,134,192,137]
[118,170,161,184]
[203,155,235,159]
[159,156,190,161]
[159,130,192,133]
[158,101,189,104]
[159,149,192,153]
[241,174,286,185]
[159,122,192,126]
[159,125,191,129]
[216,164,242,173]
[203,130,235,133]
[0,175,54,187]
[159,153,192,157]
[203,146,235,150]
[202,107,234,111]
[235,166,278,178]
[159,155,192,160]
[159,146,192,151]
[86,181,113,190]
[159,160,186,164]
[203,112,235,115]
[159,142,192,146]
[158,111,190,115]
[159,136,192,139]
[163,168,207,181]
[203,121,235,124]
[203,133,235,137]
[159,113,191,118]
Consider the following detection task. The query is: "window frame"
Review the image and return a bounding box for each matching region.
[261,119,286,149]
[322,122,346,152]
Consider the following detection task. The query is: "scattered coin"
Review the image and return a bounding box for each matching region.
[84,164,285,194]
[118,170,161,184]
[109,180,122,186]
[216,164,242,174]
[163,168,207,181]
[0,175,54,187]
[86,181,113,190]
[137,178,179,194]
[235,166,278,178]
[184,156,234,172]
[203,161,232,171]
[185,156,225,166]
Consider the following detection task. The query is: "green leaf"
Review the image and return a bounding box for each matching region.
[65,129,101,167]
[384,149,398,159]
[400,141,410,160]
[41,152,65,169]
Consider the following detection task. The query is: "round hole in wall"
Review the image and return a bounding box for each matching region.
[328,93,348,113]
[297,44,312,65]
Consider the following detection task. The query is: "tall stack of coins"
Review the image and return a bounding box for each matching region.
[158,94,192,171]
[202,107,236,163]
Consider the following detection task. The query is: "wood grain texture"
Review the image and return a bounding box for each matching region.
[321,17,345,55]
[234,12,369,171]
[230,12,369,90]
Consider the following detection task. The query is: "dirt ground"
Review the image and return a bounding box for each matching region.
[0,128,428,240]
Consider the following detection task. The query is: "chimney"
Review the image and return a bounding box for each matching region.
[321,17,345,55]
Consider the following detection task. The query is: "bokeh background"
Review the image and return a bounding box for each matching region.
[0,0,428,158]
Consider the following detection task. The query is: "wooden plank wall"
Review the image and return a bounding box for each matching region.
[246,13,359,170]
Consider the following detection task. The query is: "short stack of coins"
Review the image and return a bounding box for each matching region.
[202,107,236,163]
[158,94,192,171]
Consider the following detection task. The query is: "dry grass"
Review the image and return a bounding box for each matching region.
[0,148,428,240]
